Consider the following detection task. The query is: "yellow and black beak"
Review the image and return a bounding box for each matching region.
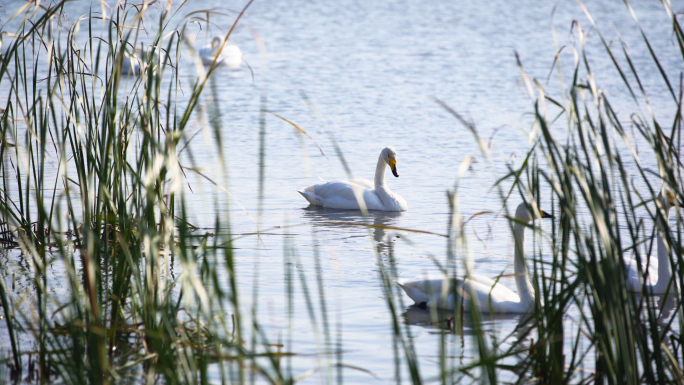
[541,210,554,219]
[666,191,684,206]
[389,158,399,177]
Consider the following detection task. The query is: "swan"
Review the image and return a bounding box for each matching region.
[625,190,682,294]
[120,53,141,76]
[398,202,553,313]
[199,37,242,69]
[298,147,408,212]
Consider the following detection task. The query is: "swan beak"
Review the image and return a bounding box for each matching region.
[541,210,553,219]
[666,191,684,206]
[389,158,399,177]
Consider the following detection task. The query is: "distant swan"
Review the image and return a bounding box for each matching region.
[199,37,242,69]
[120,53,141,76]
[625,190,681,294]
[298,146,408,212]
[398,202,553,313]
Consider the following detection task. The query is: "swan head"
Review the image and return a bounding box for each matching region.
[212,36,222,48]
[657,189,683,211]
[381,146,399,177]
[515,202,553,223]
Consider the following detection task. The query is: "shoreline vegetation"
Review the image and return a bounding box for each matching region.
[0,0,683,383]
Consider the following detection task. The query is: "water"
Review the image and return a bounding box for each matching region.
[1,0,682,382]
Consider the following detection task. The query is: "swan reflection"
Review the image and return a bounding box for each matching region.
[652,293,678,346]
[402,304,532,337]
[301,207,405,244]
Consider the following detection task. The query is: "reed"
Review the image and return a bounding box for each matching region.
[0,1,281,383]
[392,1,684,384]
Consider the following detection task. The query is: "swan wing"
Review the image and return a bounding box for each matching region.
[398,277,458,309]
[466,274,499,288]
[199,42,226,66]
[199,49,222,65]
[625,256,658,290]
[222,45,242,68]
[351,179,375,190]
[466,274,519,302]
[298,180,384,210]
[120,55,140,75]
[463,278,527,313]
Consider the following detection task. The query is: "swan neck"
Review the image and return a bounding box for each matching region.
[656,206,672,288]
[513,222,534,305]
[374,155,387,191]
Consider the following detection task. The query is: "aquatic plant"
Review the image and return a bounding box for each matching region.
[390,2,684,383]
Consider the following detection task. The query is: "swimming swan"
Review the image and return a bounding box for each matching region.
[120,53,141,76]
[200,37,242,69]
[298,147,408,212]
[625,190,682,294]
[398,202,552,313]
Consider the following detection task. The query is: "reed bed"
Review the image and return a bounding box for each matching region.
[389,2,684,383]
[0,0,682,384]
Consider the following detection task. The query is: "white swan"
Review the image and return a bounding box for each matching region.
[398,202,553,313]
[298,147,408,212]
[199,37,242,69]
[120,53,141,76]
[625,190,681,294]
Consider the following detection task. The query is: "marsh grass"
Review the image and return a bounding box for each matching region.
[386,1,684,384]
[1,0,684,384]
[0,1,290,383]
[345,0,681,378]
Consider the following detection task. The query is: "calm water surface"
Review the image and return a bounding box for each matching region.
[1,0,682,382]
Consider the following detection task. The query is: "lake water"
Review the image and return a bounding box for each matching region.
[1,0,682,382]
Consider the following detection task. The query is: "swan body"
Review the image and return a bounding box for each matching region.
[399,274,526,313]
[298,147,407,212]
[121,54,141,76]
[399,202,552,313]
[625,191,681,294]
[200,37,242,68]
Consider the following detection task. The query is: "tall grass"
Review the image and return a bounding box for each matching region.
[0,1,286,383]
[385,2,684,384]
[0,0,683,384]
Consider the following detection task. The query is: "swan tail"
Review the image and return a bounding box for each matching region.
[297,189,316,205]
[397,280,430,305]
[398,278,463,310]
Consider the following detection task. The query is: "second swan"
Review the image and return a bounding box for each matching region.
[399,202,552,313]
